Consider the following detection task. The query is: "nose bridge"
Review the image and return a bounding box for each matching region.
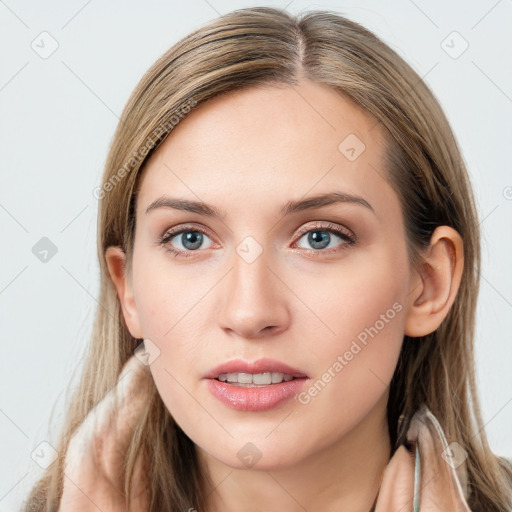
[232,235,270,293]
[231,235,275,309]
[218,235,289,337]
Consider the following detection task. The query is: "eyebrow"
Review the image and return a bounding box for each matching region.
[145,192,375,218]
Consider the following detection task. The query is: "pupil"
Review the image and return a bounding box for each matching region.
[182,232,203,250]
[309,231,329,249]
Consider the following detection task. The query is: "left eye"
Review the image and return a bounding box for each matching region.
[294,226,355,252]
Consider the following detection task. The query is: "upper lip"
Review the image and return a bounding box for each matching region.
[203,358,309,379]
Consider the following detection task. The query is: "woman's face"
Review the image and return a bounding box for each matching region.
[126,79,415,470]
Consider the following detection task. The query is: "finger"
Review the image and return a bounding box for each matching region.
[61,354,153,510]
[92,355,153,484]
[374,444,415,512]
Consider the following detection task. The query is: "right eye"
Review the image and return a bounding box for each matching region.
[159,226,215,258]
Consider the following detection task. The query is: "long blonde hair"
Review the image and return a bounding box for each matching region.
[24,7,512,511]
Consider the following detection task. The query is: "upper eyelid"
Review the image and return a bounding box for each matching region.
[161,223,214,240]
[294,221,354,237]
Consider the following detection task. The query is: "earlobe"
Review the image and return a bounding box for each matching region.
[404,226,464,338]
[105,246,144,339]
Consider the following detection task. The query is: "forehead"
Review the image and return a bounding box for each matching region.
[136,80,397,221]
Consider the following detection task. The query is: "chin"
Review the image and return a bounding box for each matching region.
[199,436,311,472]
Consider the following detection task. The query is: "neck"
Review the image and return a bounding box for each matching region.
[198,395,391,512]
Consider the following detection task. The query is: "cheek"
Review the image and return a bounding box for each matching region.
[131,259,215,399]
[132,253,212,341]
[148,361,219,451]
[290,249,407,416]
[290,247,407,352]
[131,272,209,422]
[296,312,403,451]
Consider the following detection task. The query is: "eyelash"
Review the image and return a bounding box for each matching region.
[158,222,356,259]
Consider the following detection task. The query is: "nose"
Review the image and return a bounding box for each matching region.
[217,243,291,339]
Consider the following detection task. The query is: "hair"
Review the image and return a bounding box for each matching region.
[24,6,512,512]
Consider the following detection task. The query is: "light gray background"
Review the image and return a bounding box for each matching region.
[1,1,511,510]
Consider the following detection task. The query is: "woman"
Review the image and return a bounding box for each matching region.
[24,6,512,512]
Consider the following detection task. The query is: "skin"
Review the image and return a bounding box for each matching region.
[102,79,464,512]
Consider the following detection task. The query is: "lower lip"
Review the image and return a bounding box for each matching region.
[205,378,308,412]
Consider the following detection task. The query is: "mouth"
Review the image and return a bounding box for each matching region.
[203,357,309,382]
[203,358,309,411]
[216,371,302,386]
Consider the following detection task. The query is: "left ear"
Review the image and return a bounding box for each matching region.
[404,226,464,337]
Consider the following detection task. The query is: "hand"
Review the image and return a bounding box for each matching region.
[58,354,152,511]
[374,444,415,512]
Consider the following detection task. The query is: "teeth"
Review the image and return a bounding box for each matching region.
[238,373,253,384]
[272,372,286,383]
[217,372,296,385]
[253,372,271,385]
